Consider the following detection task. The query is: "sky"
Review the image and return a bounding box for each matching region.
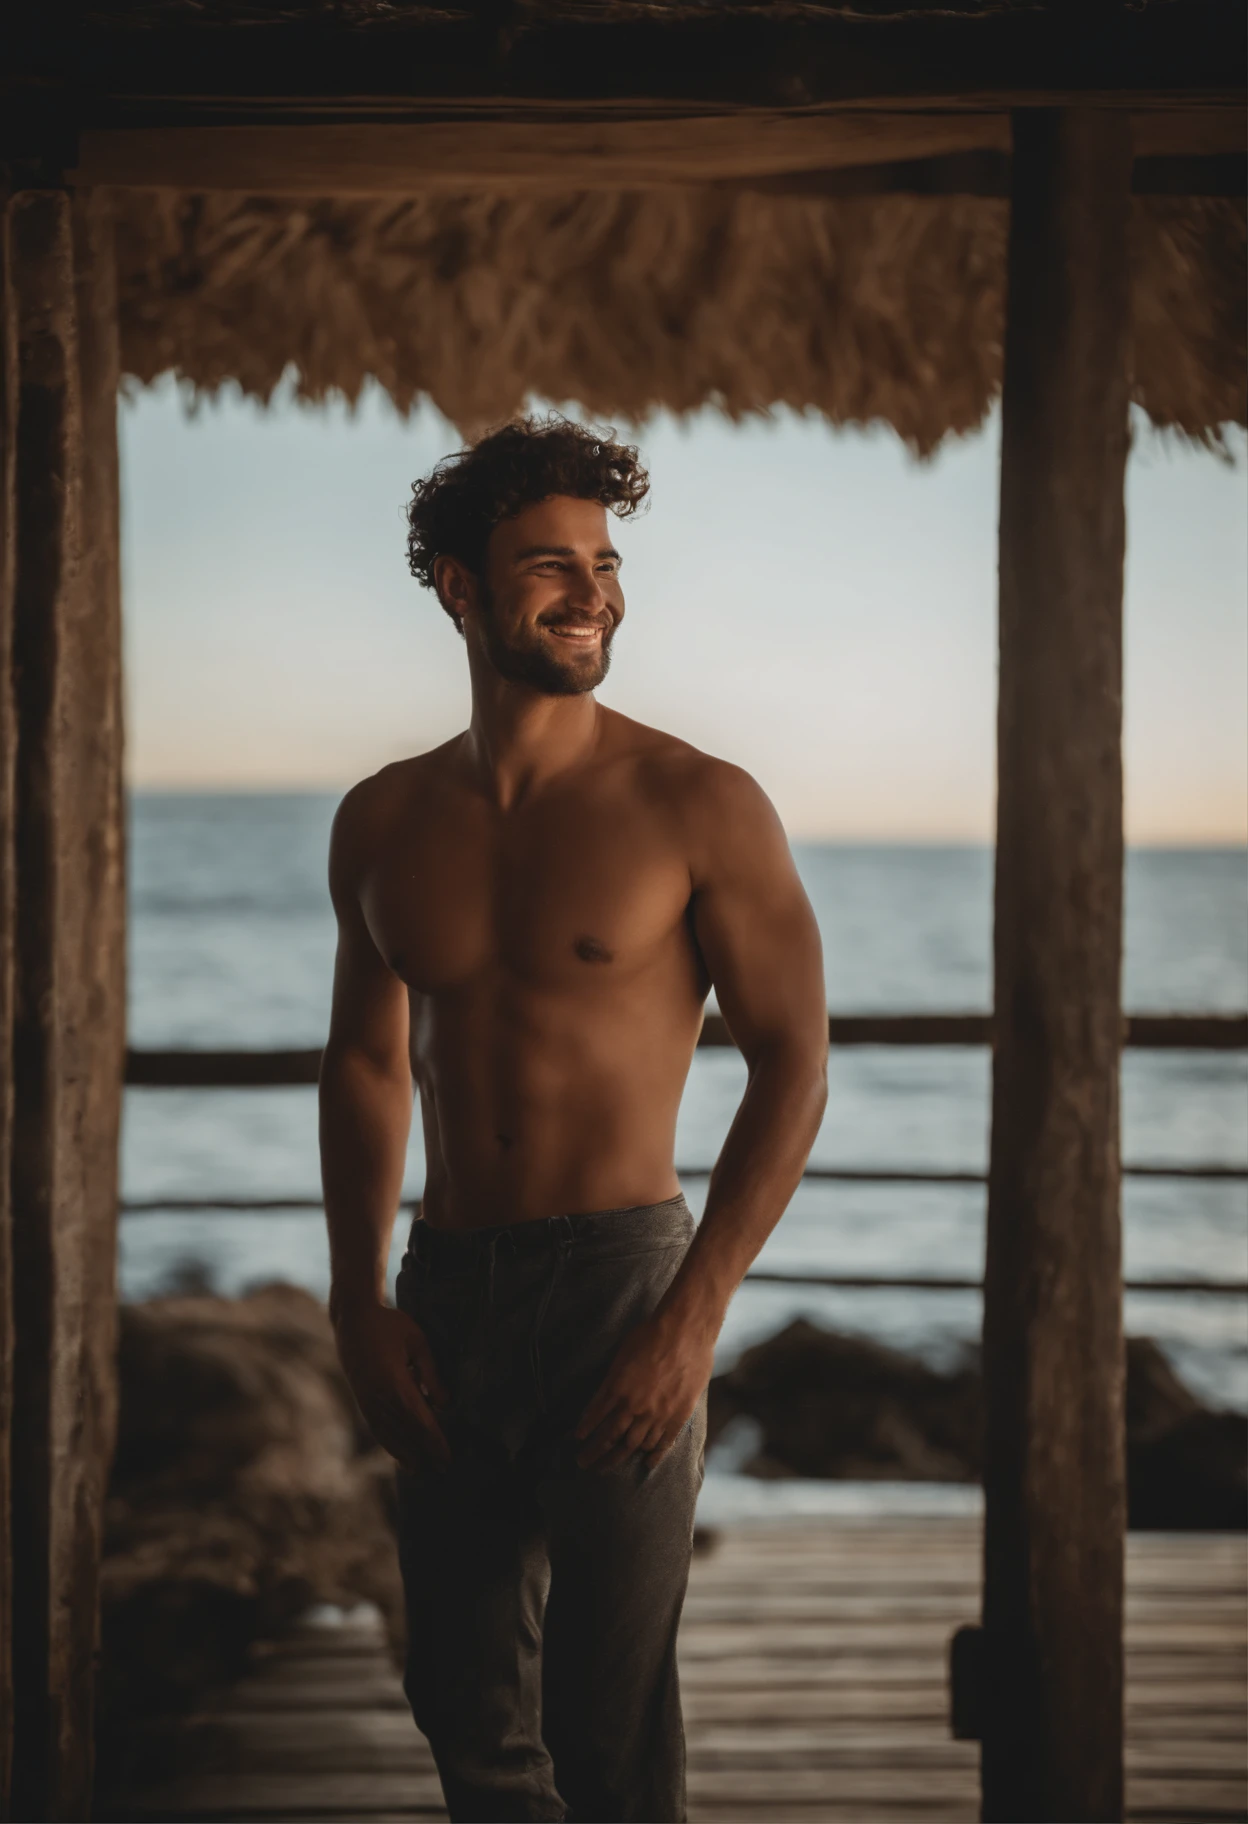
[120,381,1247,843]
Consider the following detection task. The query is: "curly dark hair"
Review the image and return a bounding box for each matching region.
[406,415,650,615]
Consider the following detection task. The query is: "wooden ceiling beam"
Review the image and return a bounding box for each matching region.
[5,3,1244,112]
[7,7,1243,191]
[63,116,1246,197]
[68,112,1012,193]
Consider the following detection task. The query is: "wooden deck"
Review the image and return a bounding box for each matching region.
[105,1519,1247,1824]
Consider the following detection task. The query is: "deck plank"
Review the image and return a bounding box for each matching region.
[102,1520,1247,1824]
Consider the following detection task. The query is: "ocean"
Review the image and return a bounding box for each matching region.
[121,792,1247,1513]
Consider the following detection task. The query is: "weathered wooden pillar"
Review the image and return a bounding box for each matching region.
[980,110,1132,1823]
[5,186,125,1823]
[0,184,19,1824]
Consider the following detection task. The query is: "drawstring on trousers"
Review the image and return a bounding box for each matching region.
[484,1227,520,1308]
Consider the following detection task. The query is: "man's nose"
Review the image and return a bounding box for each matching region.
[564,566,608,614]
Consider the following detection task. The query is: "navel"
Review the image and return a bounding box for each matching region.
[574,935,614,965]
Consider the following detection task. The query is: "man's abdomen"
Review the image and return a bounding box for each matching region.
[412,972,704,1230]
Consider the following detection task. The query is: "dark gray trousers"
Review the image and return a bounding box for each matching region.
[394,1196,705,1824]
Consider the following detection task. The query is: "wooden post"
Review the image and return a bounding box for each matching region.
[0,185,18,1824]
[981,110,1132,1823]
[64,186,126,1818]
[6,186,125,1823]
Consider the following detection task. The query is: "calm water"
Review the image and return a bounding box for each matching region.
[122,794,1248,1450]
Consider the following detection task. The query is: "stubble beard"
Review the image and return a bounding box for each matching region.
[478,584,614,697]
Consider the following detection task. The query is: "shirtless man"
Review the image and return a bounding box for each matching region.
[320,417,827,1824]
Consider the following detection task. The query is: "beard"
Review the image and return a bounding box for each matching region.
[477,585,614,696]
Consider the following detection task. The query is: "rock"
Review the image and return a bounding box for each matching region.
[97,1284,404,1791]
[709,1319,1246,1530]
[708,1319,983,1485]
[1125,1334,1204,1436]
[1126,1337,1247,1530]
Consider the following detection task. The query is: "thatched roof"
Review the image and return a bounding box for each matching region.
[114,188,1245,451]
[6,0,1243,443]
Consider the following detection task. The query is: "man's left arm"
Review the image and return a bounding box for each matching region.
[575,764,828,1469]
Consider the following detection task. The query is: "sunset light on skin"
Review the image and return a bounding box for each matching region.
[121,382,1247,846]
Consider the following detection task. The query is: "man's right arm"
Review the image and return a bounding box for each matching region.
[319,785,450,1470]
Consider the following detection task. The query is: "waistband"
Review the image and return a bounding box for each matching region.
[407,1192,693,1271]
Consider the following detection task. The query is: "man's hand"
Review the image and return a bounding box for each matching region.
[332,1302,451,1473]
[574,1308,715,1472]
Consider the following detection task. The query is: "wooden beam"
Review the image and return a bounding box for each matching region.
[7,1,1243,113]
[982,109,1132,1822]
[7,184,77,1824]
[118,1013,1246,1088]
[64,185,125,1819]
[70,112,1012,193]
[0,181,17,1824]
[64,108,1246,196]
[6,185,124,1823]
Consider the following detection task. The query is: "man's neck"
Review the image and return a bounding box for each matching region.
[461,670,603,811]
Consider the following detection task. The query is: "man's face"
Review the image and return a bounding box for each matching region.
[470,495,625,696]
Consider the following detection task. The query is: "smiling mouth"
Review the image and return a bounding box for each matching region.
[545,622,606,642]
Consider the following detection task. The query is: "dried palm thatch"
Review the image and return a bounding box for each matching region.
[113,187,1246,450]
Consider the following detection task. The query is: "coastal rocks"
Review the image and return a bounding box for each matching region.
[98,1284,403,1785]
[708,1320,983,1485]
[708,1319,1247,1530]
[1125,1335,1248,1530]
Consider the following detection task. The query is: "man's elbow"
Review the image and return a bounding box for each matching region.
[319,1036,411,1098]
[777,1040,828,1139]
[745,1029,829,1101]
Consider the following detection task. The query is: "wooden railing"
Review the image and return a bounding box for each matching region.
[123,1010,1248,1088]
[119,1011,1248,1297]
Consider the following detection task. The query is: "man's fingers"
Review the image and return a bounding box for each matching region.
[371,1383,451,1468]
[575,1402,636,1466]
[591,1414,657,1474]
[397,1393,452,1467]
[594,1443,635,1472]
[644,1423,683,1467]
[620,1414,654,1455]
[366,1410,426,1475]
[577,1407,653,1469]
[575,1429,617,1467]
[384,1340,452,1457]
[574,1382,623,1443]
[400,1316,450,1409]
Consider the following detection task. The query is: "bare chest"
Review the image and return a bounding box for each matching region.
[359,800,694,994]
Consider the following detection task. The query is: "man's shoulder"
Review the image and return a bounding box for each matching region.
[605,710,769,822]
[330,743,461,871]
[339,743,459,820]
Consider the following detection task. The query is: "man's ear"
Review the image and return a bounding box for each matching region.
[433,554,477,634]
